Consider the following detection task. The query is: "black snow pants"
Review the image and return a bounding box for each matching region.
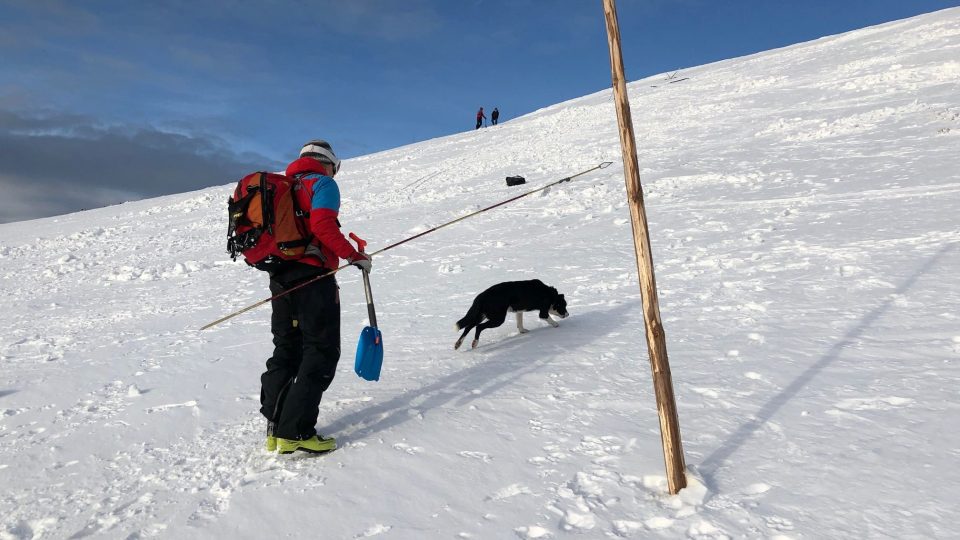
[259,274,341,440]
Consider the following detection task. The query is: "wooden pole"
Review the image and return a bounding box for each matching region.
[601,0,687,494]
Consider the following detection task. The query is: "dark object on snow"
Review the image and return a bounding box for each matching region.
[506,175,526,187]
[454,279,569,350]
[650,77,690,88]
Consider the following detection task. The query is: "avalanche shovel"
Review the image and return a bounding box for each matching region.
[349,233,383,381]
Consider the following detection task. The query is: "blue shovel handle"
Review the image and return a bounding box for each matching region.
[349,232,378,328]
[361,270,378,328]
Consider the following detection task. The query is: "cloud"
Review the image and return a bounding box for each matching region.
[0,173,141,224]
[0,109,279,224]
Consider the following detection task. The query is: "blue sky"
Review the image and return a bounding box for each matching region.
[1,0,958,222]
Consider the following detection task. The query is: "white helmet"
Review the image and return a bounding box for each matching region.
[299,139,341,175]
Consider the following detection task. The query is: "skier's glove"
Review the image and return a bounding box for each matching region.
[349,252,372,273]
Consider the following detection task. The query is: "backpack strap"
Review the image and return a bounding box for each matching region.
[259,172,275,235]
[290,175,310,220]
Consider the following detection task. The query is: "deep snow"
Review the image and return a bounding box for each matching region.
[2,8,960,539]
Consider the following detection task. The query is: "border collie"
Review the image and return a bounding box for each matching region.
[454,279,568,349]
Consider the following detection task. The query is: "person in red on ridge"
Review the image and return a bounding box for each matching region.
[476,107,486,129]
[260,139,372,455]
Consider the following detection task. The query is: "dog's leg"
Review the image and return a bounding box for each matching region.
[455,324,474,350]
[516,312,528,334]
[473,312,506,348]
[539,308,560,328]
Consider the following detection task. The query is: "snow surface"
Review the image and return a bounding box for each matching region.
[2,8,960,539]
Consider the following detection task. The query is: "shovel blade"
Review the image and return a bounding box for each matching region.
[354,326,384,381]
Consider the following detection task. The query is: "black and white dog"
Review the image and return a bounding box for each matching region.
[454,279,569,350]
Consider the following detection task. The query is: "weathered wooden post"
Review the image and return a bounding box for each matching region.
[601,0,687,494]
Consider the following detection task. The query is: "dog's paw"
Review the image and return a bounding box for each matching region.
[454,339,462,350]
[518,328,529,334]
[548,320,560,328]
[471,339,479,349]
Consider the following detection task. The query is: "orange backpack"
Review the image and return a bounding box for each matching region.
[226,172,315,270]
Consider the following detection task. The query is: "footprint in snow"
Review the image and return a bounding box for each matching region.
[832,396,914,411]
[458,451,493,463]
[687,520,727,538]
[691,387,721,399]
[487,483,533,501]
[765,516,795,531]
[356,524,392,537]
[612,520,644,536]
[645,516,675,530]
[561,509,596,531]
[145,400,198,413]
[391,442,424,455]
[513,525,551,539]
[2,407,28,417]
[438,263,464,274]
[743,483,772,496]
[839,264,862,277]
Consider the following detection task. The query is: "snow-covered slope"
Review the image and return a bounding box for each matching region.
[3,8,959,539]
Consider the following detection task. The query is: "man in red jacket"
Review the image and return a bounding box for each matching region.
[476,107,486,129]
[260,139,371,455]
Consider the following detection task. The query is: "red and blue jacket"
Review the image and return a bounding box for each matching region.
[285,157,362,270]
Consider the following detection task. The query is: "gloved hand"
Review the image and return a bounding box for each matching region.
[349,252,372,273]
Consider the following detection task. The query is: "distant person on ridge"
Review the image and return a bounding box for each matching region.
[476,107,486,129]
[491,107,500,125]
[260,139,372,455]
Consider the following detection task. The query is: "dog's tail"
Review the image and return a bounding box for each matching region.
[455,299,483,331]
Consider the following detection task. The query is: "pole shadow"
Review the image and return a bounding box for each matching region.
[699,242,957,480]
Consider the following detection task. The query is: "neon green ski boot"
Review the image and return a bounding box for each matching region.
[277,434,337,455]
[265,421,277,452]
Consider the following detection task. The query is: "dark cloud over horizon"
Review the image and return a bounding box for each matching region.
[0,109,280,223]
